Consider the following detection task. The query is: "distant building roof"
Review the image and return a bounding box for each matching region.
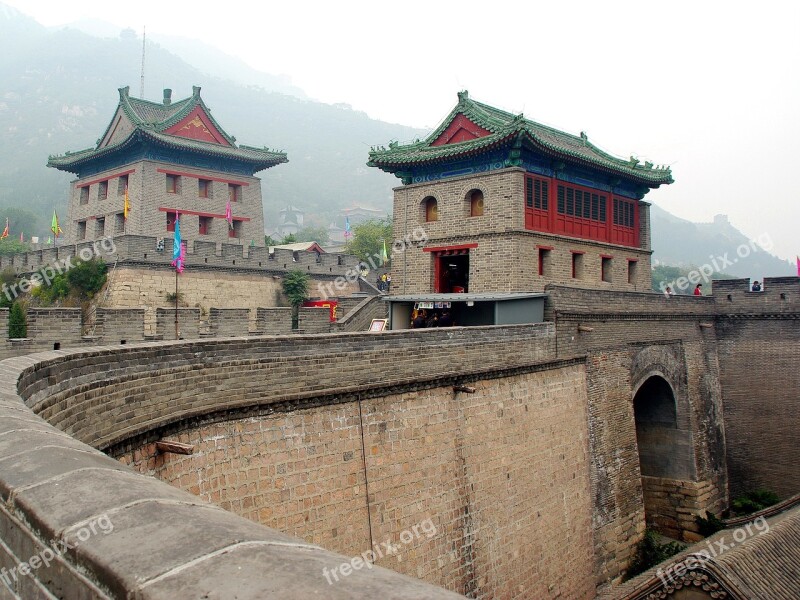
[48,86,287,175]
[368,90,673,187]
[269,242,325,253]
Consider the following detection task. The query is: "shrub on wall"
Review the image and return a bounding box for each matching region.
[8,301,26,338]
[282,270,309,329]
[626,529,685,580]
[66,258,108,299]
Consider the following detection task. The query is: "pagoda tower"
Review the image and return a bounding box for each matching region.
[48,86,286,246]
[368,91,673,293]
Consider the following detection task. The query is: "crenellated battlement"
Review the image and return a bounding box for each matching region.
[0,234,361,278]
[712,276,800,314]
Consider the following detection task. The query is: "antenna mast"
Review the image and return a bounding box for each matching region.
[139,26,146,97]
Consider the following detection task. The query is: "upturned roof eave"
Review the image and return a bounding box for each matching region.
[47,129,288,174]
[370,128,672,187]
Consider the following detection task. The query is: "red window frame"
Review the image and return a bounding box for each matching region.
[166,211,176,232]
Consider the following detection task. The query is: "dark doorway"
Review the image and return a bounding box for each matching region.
[633,375,695,536]
[435,253,469,293]
[633,376,678,478]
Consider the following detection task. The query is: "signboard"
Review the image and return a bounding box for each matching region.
[369,319,388,332]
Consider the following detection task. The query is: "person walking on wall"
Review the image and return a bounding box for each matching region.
[693,283,703,296]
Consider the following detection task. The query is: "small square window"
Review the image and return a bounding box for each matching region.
[469,190,484,217]
[166,174,179,194]
[98,181,108,200]
[627,260,638,285]
[166,211,176,232]
[538,248,551,276]
[199,179,211,198]
[601,256,613,283]
[79,186,89,205]
[95,217,105,237]
[77,221,87,240]
[229,183,241,202]
[571,252,584,279]
[199,216,212,235]
[229,220,241,238]
[118,174,128,195]
[115,213,125,233]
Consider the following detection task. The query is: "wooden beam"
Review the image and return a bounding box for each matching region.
[156,441,194,455]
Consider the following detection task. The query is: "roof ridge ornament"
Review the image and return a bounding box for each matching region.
[457,90,469,103]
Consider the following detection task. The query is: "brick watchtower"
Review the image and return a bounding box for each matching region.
[48,86,286,247]
[368,91,673,294]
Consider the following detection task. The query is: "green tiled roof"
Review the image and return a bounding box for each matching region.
[368,91,673,186]
[48,86,287,173]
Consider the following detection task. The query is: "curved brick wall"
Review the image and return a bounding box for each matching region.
[0,325,557,599]
[116,363,596,598]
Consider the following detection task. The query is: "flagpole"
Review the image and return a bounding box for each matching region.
[175,268,179,340]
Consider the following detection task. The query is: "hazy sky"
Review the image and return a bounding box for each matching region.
[5,0,799,261]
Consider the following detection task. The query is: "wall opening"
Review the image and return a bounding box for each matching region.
[633,375,695,536]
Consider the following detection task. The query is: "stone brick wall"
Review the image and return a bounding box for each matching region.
[256,307,293,334]
[156,308,201,340]
[21,324,555,451]
[209,308,251,337]
[105,265,359,335]
[546,285,729,583]
[0,235,361,281]
[95,307,146,342]
[298,306,331,334]
[66,160,266,247]
[703,278,799,501]
[0,352,461,599]
[26,308,83,342]
[391,168,652,294]
[120,365,596,599]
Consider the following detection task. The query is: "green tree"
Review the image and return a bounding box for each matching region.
[294,226,330,245]
[347,218,392,265]
[66,258,108,299]
[0,239,30,257]
[281,233,298,244]
[8,302,26,338]
[264,235,278,247]
[282,269,310,329]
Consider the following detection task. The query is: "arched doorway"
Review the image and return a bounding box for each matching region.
[634,376,677,478]
[633,375,695,536]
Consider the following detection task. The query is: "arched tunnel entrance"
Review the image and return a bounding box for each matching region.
[633,375,696,537]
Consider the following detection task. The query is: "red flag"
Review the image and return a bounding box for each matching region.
[796,256,800,277]
[225,199,233,230]
[1,218,8,239]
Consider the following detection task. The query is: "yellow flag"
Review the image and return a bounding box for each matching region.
[124,186,130,220]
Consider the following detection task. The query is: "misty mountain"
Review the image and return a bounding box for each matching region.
[650,204,794,278]
[0,3,422,236]
[0,3,793,278]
